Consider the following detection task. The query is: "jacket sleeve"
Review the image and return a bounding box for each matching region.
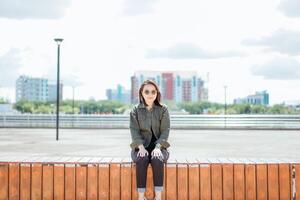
[156,106,171,149]
[129,107,144,149]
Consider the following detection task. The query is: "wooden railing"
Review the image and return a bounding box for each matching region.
[0,156,299,200]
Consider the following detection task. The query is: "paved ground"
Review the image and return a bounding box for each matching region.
[0,128,299,161]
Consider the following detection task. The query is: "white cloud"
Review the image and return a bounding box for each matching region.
[146,43,245,59]
[251,57,300,80]
[0,48,23,86]
[122,0,158,16]
[0,0,72,19]
[278,0,300,18]
[242,29,300,55]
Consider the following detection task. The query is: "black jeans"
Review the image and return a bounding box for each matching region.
[131,148,169,192]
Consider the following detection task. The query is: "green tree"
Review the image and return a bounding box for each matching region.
[232,104,251,114]
[0,98,7,104]
[14,101,35,113]
[251,104,267,114]
[34,104,53,114]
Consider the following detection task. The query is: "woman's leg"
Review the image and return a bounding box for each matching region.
[151,157,164,191]
[132,150,150,193]
[151,148,169,200]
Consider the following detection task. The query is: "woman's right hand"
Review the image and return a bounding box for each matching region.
[137,145,148,157]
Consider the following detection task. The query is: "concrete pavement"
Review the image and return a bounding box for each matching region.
[0,128,299,161]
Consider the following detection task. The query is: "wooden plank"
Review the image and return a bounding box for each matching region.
[0,163,8,200]
[42,164,54,200]
[234,164,245,200]
[279,164,291,200]
[295,164,300,200]
[188,163,199,200]
[223,164,234,200]
[177,163,188,200]
[54,164,64,200]
[211,164,222,200]
[245,164,256,200]
[268,164,279,200]
[131,164,138,200]
[9,163,20,200]
[76,164,87,200]
[99,163,110,200]
[65,164,76,200]
[145,165,154,200]
[87,163,98,200]
[166,163,177,200]
[31,164,42,200]
[110,163,121,200]
[20,163,31,200]
[256,164,267,200]
[200,163,211,200]
[121,162,131,200]
[162,163,167,200]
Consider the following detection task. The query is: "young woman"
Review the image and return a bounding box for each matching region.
[130,79,170,200]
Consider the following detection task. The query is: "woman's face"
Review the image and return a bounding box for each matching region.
[142,84,157,105]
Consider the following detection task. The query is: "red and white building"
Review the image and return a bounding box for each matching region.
[131,71,208,104]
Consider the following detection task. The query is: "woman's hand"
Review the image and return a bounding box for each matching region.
[151,148,163,159]
[137,145,149,157]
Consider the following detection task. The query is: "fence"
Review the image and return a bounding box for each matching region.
[1,114,300,129]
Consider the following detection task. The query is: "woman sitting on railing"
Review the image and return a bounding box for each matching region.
[130,80,170,200]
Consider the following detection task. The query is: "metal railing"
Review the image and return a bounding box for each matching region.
[1,114,300,129]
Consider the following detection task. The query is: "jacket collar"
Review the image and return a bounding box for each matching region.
[137,103,146,109]
[137,102,160,109]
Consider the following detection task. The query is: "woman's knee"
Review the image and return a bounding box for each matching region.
[151,157,164,165]
[136,155,149,163]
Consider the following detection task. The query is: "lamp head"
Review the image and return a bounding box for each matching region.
[54,38,63,45]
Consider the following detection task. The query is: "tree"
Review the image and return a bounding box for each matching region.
[251,105,267,114]
[14,101,35,113]
[0,98,8,104]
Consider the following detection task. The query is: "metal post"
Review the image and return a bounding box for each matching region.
[54,38,63,141]
[224,85,227,129]
[72,86,75,128]
[224,85,227,115]
[72,86,75,114]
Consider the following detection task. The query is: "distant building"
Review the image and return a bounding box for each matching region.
[16,75,63,102]
[131,71,208,104]
[106,84,131,104]
[234,91,269,105]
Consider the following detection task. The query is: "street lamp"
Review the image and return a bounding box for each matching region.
[71,86,75,128]
[54,38,63,141]
[72,86,75,114]
[224,85,227,115]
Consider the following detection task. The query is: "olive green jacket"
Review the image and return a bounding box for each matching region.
[129,103,170,150]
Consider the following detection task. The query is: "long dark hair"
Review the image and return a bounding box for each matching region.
[139,79,162,107]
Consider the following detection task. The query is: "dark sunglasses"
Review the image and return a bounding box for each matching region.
[143,90,157,95]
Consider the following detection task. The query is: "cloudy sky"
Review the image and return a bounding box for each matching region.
[0,0,300,105]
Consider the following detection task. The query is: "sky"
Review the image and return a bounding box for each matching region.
[0,0,300,105]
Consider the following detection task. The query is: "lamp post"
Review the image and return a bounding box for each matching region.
[224,85,228,129]
[71,86,75,127]
[224,85,227,115]
[54,38,63,141]
[72,86,75,114]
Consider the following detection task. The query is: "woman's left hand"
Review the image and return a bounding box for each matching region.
[151,148,163,159]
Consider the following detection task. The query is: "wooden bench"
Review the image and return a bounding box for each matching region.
[0,156,299,200]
